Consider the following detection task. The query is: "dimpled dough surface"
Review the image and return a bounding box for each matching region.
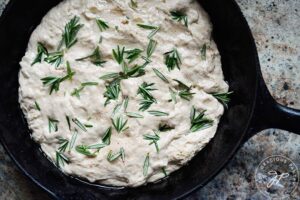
[19,0,228,187]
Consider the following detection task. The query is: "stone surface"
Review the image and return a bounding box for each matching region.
[0,0,299,199]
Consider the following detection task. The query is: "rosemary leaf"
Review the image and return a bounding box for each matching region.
[125,48,143,63]
[164,48,181,71]
[120,147,125,162]
[32,42,48,66]
[102,127,112,145]
[190,106,213,132]
[99,72,120,80]
[48,117,59,133]
[143,153,150,176]
[75,145,97,157]
[59,16,83,49]
[41,61,75,94]
[34,101,41,111]
[200,44,207,60]
[112,116,128,133]
[69,130,78,151]
[137,24,160,38]
[212,91,233,108]
[112,45,125,64]
[126,112,144,118]
[96,18,109,32]
[87,143,107,150]
[72,118,87,132]
[44,51,64,68]
[104,81,121,106]
[139,99,156,111]
[146,39,158,58]
[143,132,160,152]
[107,149,122,162]
[170,11,188,27]
[58,138,69,152]
[148,110,169,117]
[76,47,106,66]
[56,151,69,167]
[66,115,71,130]
[123,96,129,111]
[152,68,168,83]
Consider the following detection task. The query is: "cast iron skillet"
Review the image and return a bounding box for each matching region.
[0,0,299,199]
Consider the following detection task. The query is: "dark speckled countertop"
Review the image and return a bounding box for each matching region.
[0,0,299,199]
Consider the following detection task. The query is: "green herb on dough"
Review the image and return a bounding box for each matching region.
[190,106,213,132]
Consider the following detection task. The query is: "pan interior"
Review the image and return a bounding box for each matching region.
[0,0,258,199]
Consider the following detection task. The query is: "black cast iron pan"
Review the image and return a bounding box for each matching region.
[0,0,299,199]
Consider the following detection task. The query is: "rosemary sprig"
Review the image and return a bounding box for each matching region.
[41,61,75,94]
[44,51,64,68]
[125,48,143,63]
[107,150,120,162]
[190,106,213,132]
[138,82,157,111]
[212,91,233,108]
[56,151,69,167]
[143,132,160,152]
[146,39,157,58]
[137,24,160,38]
[48,117,59,133]
[138,82,157,101]
[102,127,112,145]
[76,47,106,66]
[32,42,48,66]
[107,148,125,162]
[152,68,169,83]
[200,44,207,60]
[75,145,97,157]
[139,99,156,111]
[72,118,87,132]
[34,101,41,111]
[179,90,195,101]
[170,11,188,27]
[164,48,181,71]
[59,16,83,49]
[112,45,125,64]
[69,130,78,151]
[112,116,128,133]
[126,112,144,118]
[104,81,120,106]
[58,138,69,152]
[71,82,98,98]
[173,79,194,101]
[148,110,169,117]
[96,19,109,32]
[143,153,150,176]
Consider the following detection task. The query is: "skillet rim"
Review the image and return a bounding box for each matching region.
[0,0,260,199]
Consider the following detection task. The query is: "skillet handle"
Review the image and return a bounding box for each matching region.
[244,78,300,141]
